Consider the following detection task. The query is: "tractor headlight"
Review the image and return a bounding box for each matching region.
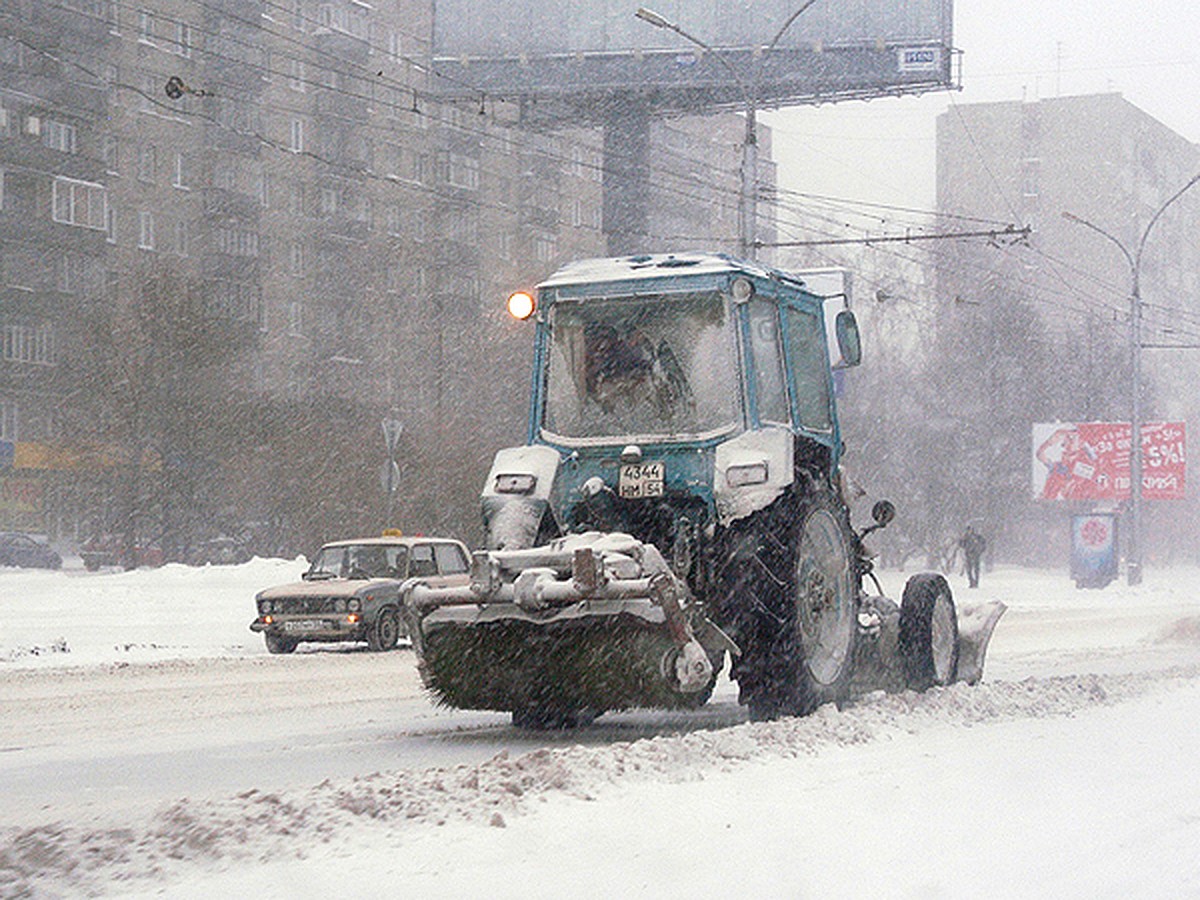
[507,291,536,320]
[495,472,537,494]
[726,462,769,487]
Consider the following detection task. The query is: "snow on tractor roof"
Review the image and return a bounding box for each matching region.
[537,252,778,290]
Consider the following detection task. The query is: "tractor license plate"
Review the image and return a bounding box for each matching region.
[619,462,665,499]
[284,619,326,633]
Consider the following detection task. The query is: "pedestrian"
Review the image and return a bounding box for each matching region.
[958,525,987,589]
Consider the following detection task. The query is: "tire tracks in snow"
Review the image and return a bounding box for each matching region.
[3,663,1199,898]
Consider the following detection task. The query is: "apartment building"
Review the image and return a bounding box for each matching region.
[0,0,762,542]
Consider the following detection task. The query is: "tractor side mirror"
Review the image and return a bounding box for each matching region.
[834,310,862,368]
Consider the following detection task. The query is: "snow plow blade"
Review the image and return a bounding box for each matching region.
[952,600,1007,686]
[402,533,726,720]
[850,590,1006,698]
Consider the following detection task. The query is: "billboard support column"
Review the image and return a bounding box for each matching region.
[740,101,758,260]
[602,97,651,256]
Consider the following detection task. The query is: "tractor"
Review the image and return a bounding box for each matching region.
[403,253,1004,727]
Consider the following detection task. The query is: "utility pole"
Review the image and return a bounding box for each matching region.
[1063,171,1200,585]
[636,2,820,260]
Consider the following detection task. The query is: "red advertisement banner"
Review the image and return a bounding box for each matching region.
[1032,422,1186,501]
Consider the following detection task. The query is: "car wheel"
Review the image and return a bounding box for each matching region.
[265,633,298,654]
[367,608,400,652]
[899,573,959,690]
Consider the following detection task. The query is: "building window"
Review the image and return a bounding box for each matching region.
[385,204,401,236]
[287,58,306,91]
[289,240,305,275]
[173,152,188,188]
[138,210,155,250]
[289,118,304,153]
[137,9,156,44]
[103,135,120,174]
[42,120,77,153]
[0,399,17,441]
[534,230,556,263]
[443,152,479,190]
[215,227,259,257]
[2,324,56,366]
[172,22,192,57]
[319,187,339,215]
[1021,158,1040,198]
[287,301,303,335]
[174,220,189,256]
[52,177,107,230]
[138,144,157,182]
[106,205,117,243]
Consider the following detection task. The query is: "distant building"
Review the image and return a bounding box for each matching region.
[936,93,1200,337]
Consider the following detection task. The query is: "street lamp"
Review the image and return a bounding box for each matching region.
[1063,171,1200,585]
[635,3,819,260]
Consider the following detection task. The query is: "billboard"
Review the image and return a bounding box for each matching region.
[429,0,957,122]
[433,0,953,57]
[1031,422,1187,502]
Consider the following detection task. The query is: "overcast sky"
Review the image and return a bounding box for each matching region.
[763,0,1200,212]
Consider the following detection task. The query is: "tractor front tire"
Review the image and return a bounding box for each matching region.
[899,573,959,690]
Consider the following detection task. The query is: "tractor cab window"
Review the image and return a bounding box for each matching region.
[747,299,790,425]
[543,291,739,440]
[784,307,833,432]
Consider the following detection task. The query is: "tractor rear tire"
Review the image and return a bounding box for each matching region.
[899,573,959,690]
[727,492,859,721]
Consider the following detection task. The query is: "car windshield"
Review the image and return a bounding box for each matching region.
[543,290,739,440]
[307,544,406,579]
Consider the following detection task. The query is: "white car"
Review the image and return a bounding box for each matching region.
[251,535,471,653]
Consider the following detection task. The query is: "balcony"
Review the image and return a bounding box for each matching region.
[200,187,262,221]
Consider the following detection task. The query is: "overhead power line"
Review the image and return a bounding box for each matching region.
[760,225,1032,249]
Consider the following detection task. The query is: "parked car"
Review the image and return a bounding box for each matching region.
[186,536,253,566]
[80,534,165,571]
[250,534,471,653]
[0,532,62,570]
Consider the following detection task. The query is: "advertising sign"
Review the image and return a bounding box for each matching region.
[1070,513,1118,589]
[433,0,953,58]
[1031,422,1186,501]
[429,0,957,120]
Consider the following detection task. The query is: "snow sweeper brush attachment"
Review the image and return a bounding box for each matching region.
[402,532,729,727]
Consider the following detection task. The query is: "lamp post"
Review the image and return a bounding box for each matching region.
[381,413,403,529]
[635,3,819,260]
[1063,172,1200,585]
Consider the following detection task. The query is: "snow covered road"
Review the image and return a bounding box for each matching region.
[2,561,1199,896]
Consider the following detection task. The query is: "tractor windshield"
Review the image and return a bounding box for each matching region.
[543,290,739,440]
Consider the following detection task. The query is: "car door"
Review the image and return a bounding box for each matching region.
[432,541,470,588]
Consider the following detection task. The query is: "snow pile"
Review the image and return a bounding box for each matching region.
[2,561,1199,896]
[4,665,1196,897]
[0,558,308,669]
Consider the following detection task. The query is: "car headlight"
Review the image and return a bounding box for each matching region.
[348,598,362,612]
[258,599,272,615]
[726,462,769,487]
[334,598,347,613]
